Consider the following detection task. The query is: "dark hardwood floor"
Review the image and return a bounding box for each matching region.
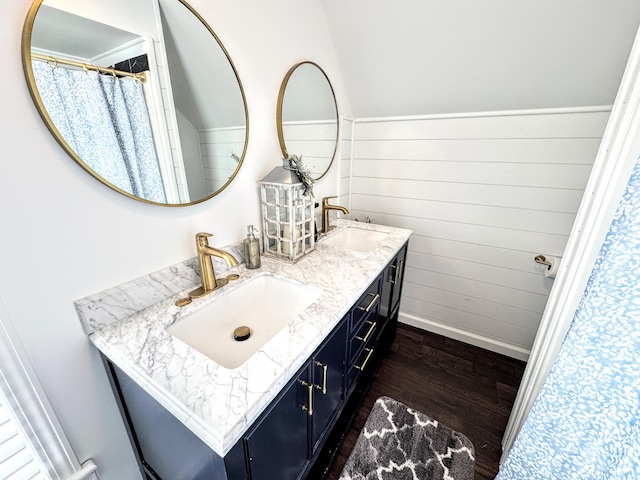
[325,323,526,480]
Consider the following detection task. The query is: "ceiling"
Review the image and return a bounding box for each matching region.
[322,0,640,118]
[30,5,138,60]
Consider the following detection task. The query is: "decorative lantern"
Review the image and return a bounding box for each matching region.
[258,158,315,263]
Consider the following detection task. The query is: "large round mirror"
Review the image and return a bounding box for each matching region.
[277,62,338,181]
[22,0,248,206]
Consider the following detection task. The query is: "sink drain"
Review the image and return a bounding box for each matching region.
[233,326,251,341]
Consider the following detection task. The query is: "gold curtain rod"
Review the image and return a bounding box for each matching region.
[31,53,147,83]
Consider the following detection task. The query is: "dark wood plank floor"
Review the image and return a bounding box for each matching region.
[325,323,526,480]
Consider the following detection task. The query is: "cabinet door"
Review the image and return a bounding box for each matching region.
[380,242,408,322]
[389,243,408,317]
[109,363,227,480]
[311,319,347,453]
[245,365,311,480]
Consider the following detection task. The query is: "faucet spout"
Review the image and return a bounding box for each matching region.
[201,244,239,268]
[190,232,238,298]
[321,196,349,234]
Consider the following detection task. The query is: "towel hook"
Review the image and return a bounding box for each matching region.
[534,254,552,267]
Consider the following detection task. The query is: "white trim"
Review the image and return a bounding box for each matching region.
[347,116,355,212]
[91,37,147,70]
[399,312,530,362]
[0,299,99,480]
[66,460,98,480]
[500,25,640,465]
[354,105,613,124]
[142,35,183,204]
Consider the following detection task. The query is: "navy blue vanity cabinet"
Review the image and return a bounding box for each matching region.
[380,241,408,324]
[310,318,348,454]
[243,317,348,480]
[102,246,409,480]
[346,276,382,395]
[244,365,312,480]
[107,362,229,480]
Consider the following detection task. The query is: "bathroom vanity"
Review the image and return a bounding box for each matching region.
[79,221,410,480]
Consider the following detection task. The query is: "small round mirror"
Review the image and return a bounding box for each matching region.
[22,0,248,206]
[277,62,338,181]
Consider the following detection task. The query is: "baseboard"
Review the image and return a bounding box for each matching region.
[398,312,530,362]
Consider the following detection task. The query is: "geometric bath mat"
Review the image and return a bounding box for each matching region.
[338,396,475,480]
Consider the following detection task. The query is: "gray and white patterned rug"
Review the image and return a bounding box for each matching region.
[339,396,475,480]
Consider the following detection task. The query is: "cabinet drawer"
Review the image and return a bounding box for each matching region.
[351,280,381,333]
[347,346,376,387]
[349,318,378,363]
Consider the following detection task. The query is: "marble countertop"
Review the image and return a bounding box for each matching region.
[84,220,412,456]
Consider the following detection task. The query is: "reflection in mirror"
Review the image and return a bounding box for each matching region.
[23,0,248,206]
[277,62,338,181]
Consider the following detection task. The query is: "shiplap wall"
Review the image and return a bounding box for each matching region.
[349,108,610,359]
[199,126,247,196]
[339,117,354,208]
[282,121,340,179]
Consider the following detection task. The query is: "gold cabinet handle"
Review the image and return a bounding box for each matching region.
[389,259,403,284]
[355,321,377,343]
[357,293,380,312]
[300,381,313,416]
[355,348,374,371]
[314,361,328,395]
[389,264,398,284]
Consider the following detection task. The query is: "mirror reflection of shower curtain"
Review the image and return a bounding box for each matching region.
[32,60,166,203]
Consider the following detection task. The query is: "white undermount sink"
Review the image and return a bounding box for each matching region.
[167,274,322,369]
[321,226,389,252]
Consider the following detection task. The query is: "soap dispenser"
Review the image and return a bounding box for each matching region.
[244,225,261,269]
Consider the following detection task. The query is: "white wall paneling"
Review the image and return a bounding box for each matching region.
[351,108,610,359]
[199,126,247,196]
[502,26,640,459]
[338,117,354,210]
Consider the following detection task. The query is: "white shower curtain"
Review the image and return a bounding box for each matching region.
[32,60,166,203]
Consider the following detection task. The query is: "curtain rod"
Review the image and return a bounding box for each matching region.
[31,53,147,83]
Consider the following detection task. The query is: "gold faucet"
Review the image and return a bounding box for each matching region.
[321,196,349,234]
[189,232,239,299]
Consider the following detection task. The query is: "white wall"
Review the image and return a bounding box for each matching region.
[1,1,345,478]
[323,0,640,118]
[349,108,609,359]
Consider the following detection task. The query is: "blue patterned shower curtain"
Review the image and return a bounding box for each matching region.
[497,157,640,479]
[32,60,166,203]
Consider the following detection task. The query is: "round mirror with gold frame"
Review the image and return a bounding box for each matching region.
[22,0,248,206]
[277,61,338,181]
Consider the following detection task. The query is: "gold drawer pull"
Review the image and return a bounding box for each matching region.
[389,264,398,284]
[300,381,313,416]
[390,260,403,284]
[315,361,328,395]
[355,348,374,371]
[357,293,380,312]
[355,321,377,343]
